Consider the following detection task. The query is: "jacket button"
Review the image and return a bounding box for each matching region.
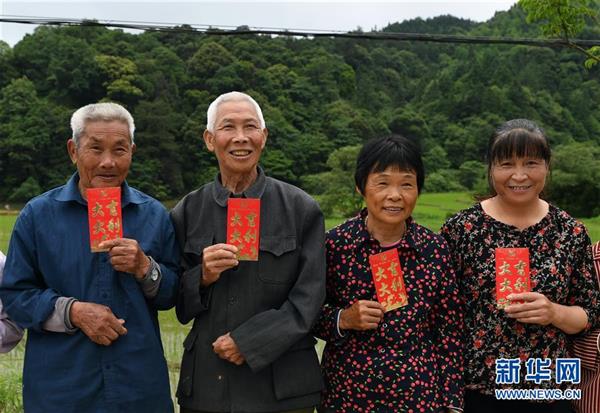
[217,375,223,380]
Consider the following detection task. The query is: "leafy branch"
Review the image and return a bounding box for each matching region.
[519,0,600,67]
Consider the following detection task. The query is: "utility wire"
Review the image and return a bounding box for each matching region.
[2,15,600,48]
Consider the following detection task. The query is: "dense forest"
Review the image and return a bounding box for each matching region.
[0,3,599,216]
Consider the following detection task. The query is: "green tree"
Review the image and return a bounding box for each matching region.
[424,170,466,193]
[546,142,600,217]
[519,0,600,67]
[423,145,450,174]
[0,77,71,199]
[95,54,144,104]
[458,160,487,190]
[303,145,363,217]
[187,42,236,89]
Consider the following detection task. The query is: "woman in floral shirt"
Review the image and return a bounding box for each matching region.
[313,135,463,413]
[441,119,600,412]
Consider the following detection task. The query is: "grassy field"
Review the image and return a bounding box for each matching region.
[327,192,600,241]
[1,193,600,412]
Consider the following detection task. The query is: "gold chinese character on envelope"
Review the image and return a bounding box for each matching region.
[227,198,260,261]
[495,247,530,309]
[87,187,122,252]
[369,249,408,312]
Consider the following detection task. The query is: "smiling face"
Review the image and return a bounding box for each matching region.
[490,156,548,206]
[203,99,268,179]
[67,120,134,198]
[361,166,419,230]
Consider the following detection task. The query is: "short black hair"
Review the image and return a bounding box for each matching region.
[487,119,551,194]
[355,134,424,195]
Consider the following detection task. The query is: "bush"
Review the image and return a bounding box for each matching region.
[8,176,42,202]
[424,169,466,193]
[546,142,600,217]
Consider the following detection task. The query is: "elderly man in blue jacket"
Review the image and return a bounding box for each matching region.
[0,102,179,413]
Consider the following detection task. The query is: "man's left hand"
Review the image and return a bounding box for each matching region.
[98,238,150,279]
[212,332,245,365]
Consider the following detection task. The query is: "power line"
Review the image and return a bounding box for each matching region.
[2,15,600,48]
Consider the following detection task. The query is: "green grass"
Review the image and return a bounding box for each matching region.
[581,215,600,245]
[326,192,600,242]
[326,192,475,232]
[1,193,599,411]
[0,214,17,253]
[0,343,23,413]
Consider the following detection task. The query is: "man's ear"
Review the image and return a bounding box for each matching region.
[67,139,78,164]
[203,129,215,152]
[260,128,268,150]
[131,143,136,155]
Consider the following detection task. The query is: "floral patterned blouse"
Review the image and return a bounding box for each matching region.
[313,209,464,412]
[441,203,600,396]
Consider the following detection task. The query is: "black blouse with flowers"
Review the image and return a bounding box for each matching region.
[441,203,600,396]
[313,209,464,413]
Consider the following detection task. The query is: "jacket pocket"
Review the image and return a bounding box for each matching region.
[258,235,298,284]
[183,235,214,257]
[272,336,324,400]
[176,328,198,398]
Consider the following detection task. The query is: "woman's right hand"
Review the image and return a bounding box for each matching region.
[339,300,385,331]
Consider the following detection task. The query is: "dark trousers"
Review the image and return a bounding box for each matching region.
[465,390,574,413]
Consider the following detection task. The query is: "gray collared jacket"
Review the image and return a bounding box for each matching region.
[171,167,326,412]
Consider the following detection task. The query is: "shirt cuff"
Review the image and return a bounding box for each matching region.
[336,309,345,338]
[43,297,78,334]
[137,256,162,299]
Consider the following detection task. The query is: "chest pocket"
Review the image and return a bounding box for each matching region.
[183,235,214,266]
[258,235,298,284]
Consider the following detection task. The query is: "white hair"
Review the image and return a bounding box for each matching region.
[70,102,135,145]
[206,91,266,133]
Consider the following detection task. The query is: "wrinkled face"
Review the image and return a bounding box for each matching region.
[67,120,134,198]
[203,100,267,177]
[491,156,548,205]
[361,167,419,230]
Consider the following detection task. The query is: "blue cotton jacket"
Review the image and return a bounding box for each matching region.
[0,174,179,413]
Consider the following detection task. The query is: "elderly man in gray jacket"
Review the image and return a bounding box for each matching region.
[171,91,325,413]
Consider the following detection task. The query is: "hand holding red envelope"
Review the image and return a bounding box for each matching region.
[495,247,530,309]
[87,187,123,252]
[227,198,260,261]
[369,249,408,312]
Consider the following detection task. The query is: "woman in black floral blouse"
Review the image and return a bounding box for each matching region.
[313,135,464,413]
[441,119,600,413]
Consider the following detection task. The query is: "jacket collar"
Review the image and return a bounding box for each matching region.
[212,166,267,207]
[53,172,145,207]
[349,208,423,254]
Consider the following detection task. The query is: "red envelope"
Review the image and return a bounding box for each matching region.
[227,198,260,261]
[495,248,530,309]
[369,249,408,312]
[87,187,122,252]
